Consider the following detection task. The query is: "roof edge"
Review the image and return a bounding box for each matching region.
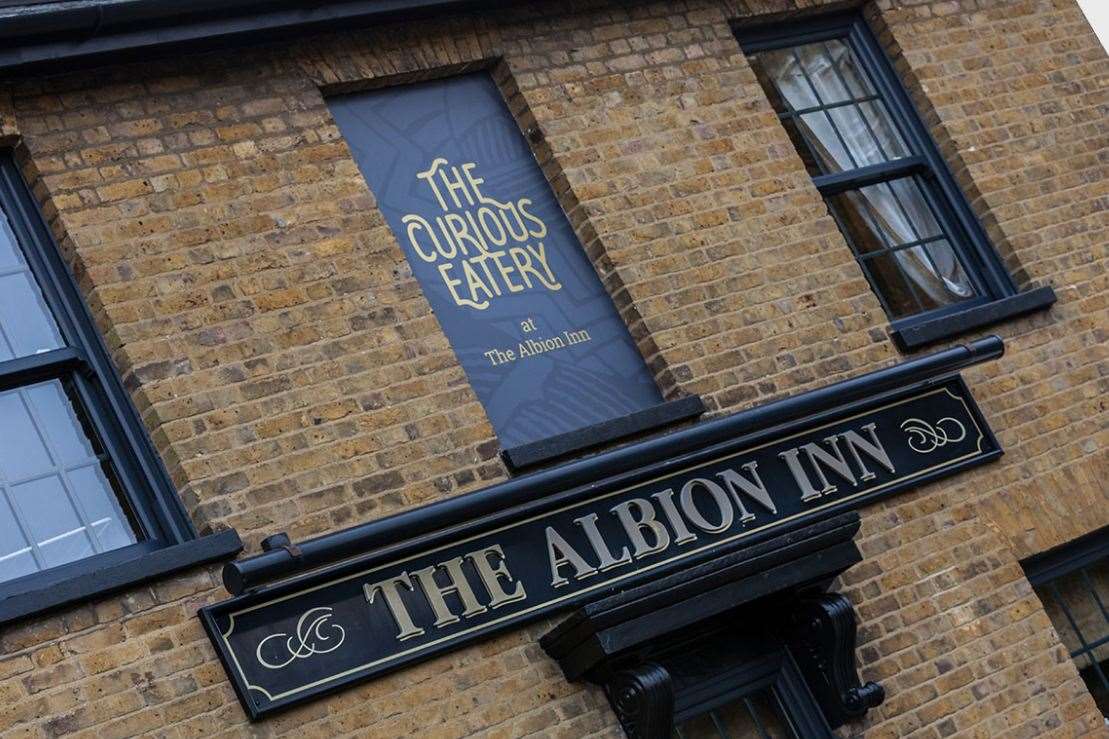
[0,0,492,76]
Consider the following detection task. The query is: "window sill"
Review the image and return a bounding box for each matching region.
[501,395,706,472]
[890,286,1056,352]
[0,529,242,626]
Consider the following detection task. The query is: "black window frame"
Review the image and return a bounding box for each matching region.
[1022,525,1109,718]
[735,12,1055,351]
[673,645,833,738]
[0,152,240,625]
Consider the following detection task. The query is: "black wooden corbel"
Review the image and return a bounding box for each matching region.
[604,662,674,739]
[541,515,875,738]
[783,593,884,728]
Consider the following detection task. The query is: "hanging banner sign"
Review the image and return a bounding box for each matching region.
[201,377,999,719]
[328,74,664,448]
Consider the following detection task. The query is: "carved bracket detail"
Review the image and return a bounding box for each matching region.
[604,662,674,739]
[783,593,885,728]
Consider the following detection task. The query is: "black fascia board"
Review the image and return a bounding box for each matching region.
[0,0,500,75]
[223,335,1005,595]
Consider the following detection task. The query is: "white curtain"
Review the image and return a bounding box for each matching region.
[759,42,975,309]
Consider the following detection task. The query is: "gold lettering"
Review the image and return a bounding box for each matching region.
[500,201,530,242]
[545,526,597,588]
[364,573,424,641]
[443,213,482,256]
[523,242,562,290]
[438,164,475,208]
[402,214,442,263]
[466,545,527,609]
[517,198,547,238]
[489,250,524,293]
[679,478,734,534]
[840,423,895,481]
[461,259,496,305]
[439,262,488,310]
[716,462,776,523]
[574,512,632,572]
[611,498,670,559]
[415,158,451,210]
[406,158,562,309]
[411,558,487,628]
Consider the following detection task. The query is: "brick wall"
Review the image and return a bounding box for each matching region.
[863,0,1109,559]
[0,0,1105,737]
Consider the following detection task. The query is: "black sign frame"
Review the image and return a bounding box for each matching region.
[201,374,999,719]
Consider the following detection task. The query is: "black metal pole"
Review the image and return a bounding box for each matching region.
[223,335,1003,595]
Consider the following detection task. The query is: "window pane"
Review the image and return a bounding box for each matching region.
[796,42,852,103]
[25,381,96,466]
[750,40,909,176]
[828,177,978,316]
[882,178,943,241]
[825,39,873,97]
[858,101,909,160]
[0,380,138,585]
[10,475,95,570]
[0,271,64,361]
[861,253,923,318]
[0,206,64,361]
[844,179,939,247]
[829,180,942,250]
[828,189,889,256]
[0,209,27,271]
[1034,560,1109,718]
[675,687,797,738]
[903,240,976,310]
[69,465,135,552]
[0,497,36,580]
[0,387,55,481]
[827,106,879,167]
[750,49,820,110]
[827,105,907,167]
[798,112,856,172]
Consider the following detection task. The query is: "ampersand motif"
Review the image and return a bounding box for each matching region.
[900,417,967,454]
[256,607,346,670]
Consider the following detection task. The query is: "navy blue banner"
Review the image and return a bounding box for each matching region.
[329,74,663,447]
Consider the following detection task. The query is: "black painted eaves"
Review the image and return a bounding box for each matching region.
[0,0,497,74]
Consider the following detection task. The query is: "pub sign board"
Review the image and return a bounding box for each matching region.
[328,73,664,448]
[201,376,1000,719]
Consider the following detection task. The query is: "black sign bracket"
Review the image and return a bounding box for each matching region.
[223,336,1003,596]
[540,513,884,738]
